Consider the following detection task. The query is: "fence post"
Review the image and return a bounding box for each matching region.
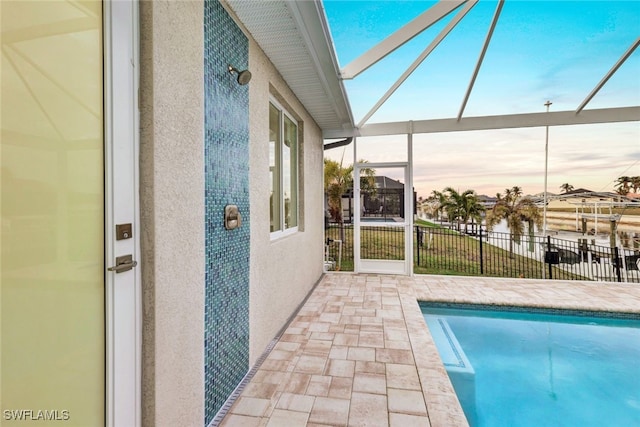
[416,226,420,266]
[547,235,553,280]
[613,246,622,282]
[479,227,484,275]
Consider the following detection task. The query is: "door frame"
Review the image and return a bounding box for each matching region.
[353,134,414,275]
[104,1,141,426]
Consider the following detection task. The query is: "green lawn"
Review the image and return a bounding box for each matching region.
[325,224,404,271]
[325,223,588,280]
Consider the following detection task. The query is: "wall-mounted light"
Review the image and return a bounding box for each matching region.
[228,64,252,85]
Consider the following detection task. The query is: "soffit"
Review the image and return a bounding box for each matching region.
[226,0,354,137]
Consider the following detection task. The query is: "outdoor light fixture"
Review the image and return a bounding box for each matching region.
[228,64,252,85]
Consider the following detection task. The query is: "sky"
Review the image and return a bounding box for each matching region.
[322,0,640,198]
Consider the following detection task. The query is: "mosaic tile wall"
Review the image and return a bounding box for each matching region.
[204,1,251,424]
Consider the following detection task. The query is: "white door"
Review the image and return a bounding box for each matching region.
[1,1,140,426]
[354,163,413,275]
[105,1,141,426]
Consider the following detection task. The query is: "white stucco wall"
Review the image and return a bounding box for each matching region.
[138,1,325,423]
[139,2,205,427]
[244,25,325,363]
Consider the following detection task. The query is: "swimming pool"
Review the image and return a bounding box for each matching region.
[420,303,640,427]
[360,217,400,222]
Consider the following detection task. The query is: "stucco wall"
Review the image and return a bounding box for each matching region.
[245,28,325,363]
[139,1,325,424]
[139,2,205,427]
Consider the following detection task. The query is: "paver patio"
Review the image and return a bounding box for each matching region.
[219,273,640,426]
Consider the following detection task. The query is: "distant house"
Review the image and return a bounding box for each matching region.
[362,176,405,218]
[334,176,415,222]
[547,188,631,210]
[537,188,638,235]
[477,194,499,209]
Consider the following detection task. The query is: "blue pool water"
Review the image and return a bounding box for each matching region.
[421,304,640,427]
[361,217,399,223]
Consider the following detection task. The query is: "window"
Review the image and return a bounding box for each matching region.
[269,101,298,235]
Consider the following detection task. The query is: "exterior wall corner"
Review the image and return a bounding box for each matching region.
[139,2,205,426]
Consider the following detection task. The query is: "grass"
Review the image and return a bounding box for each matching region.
[417,230,589,280]
[325,223,588,280]
[325,224,404,271]
[414,238,583,279]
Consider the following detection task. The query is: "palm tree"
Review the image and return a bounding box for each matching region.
[441,188,463,230]
[324,158,375,240]
[324,158,352,226]
[631,176,640,193]
[357,160,377,211]
[486,186,542,257]
[463,194,485,233]
[615,176,631,195]
[442,187,484,233]
[559,183,574,193]
[430,190,447,223]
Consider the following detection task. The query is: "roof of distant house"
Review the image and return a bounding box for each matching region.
[375,176,404,189]
[560,188,595,195]
[548,189,634,205]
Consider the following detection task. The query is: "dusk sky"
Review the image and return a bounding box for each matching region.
[322,0,640,197]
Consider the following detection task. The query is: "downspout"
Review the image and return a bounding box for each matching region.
[323,137,353,151]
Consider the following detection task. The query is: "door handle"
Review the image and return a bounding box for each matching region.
[108,254,138,273]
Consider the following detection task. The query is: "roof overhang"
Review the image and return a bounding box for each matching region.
[226,0,354,137]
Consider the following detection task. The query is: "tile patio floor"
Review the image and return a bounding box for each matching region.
[219,273,640,426]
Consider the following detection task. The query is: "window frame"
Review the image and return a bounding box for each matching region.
[269,97,299,239]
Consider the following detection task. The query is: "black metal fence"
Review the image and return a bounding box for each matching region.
[325,223,640,282]
[325,224,405,271]
[360,226,405,260]
[415,225,638,282]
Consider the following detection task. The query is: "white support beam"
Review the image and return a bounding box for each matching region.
[357,0,477,128]
[457,0,504,121]
[351,106,640,137]
[576,37,640,114]
[340,0,467,79]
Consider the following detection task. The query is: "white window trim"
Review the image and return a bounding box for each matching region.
[270,97,299,240]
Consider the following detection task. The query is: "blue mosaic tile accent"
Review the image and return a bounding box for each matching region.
[204,1,250,424]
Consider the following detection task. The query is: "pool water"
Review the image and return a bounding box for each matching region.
[421,305,640,427]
